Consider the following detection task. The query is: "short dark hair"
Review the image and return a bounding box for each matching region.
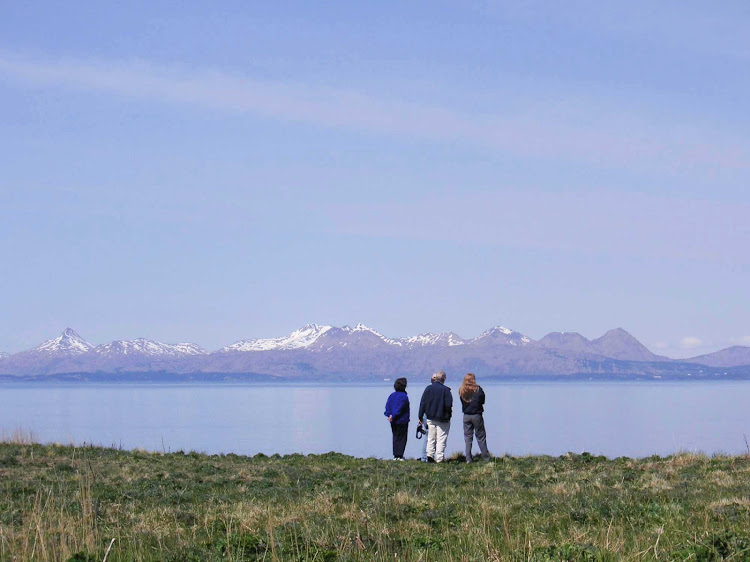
[394,377,407,392]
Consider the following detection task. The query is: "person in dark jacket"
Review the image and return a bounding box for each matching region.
[458,373,490,462]
[418,370,452,463]
[384,377,410,460]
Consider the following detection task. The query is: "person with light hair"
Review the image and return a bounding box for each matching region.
[418,370,452,463]
[417,372,439,462]
[458,373,490,462]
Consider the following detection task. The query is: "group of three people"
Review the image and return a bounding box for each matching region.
[384,370,491,463]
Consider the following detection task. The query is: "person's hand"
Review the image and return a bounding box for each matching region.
[387,415,393,422]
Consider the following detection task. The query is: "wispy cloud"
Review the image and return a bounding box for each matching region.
[680,336,703,349]
[482,1,750,61]
[1,51,748,176]
[323,190,750,264]
[730,336,750,347]
[651,336,745,359]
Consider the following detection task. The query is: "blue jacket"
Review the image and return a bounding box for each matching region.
[418,381,453,423]
[384,391,410,425]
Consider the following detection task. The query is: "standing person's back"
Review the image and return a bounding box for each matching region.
[459,373,491,462]
[384,377,410,460]
[418,370,452,463]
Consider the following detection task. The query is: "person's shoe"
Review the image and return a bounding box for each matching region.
[427,456,435,463]
[465,458,473,463]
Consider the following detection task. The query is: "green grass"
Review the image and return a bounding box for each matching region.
[1,442,750,561]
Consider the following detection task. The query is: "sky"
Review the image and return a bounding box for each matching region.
[1,1,749,358]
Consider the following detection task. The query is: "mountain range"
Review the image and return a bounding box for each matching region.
[1,325,749,381]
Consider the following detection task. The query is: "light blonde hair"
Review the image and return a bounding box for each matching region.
[458,373,478,402]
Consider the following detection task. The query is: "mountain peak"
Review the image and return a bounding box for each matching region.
[35,328,94,355]
[344,323,376,333]
[591,328,665,362]
[540,331,589,341]
[95,338,208,356]
[538,331,593,353]
[601,327,632,338]
[290,324,332,337]
[340,324,392,340]
[472,326,533,346]
[490,326,514,335]
[688,345,750,368]
[221,324,332,352]
[401,332,466,347]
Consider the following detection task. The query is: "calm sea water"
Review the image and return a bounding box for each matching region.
[1,381,748,459]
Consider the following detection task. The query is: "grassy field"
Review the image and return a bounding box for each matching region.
[1,440,750,561]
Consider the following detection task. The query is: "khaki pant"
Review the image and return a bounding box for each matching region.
[425,418,450,462]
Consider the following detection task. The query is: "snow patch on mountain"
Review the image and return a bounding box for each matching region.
[341,324,403,346]
[401,333,466,347]
[222,324,333,352]
[95,339,207,356]
[220,323,537,353]
[0,351,8,359]
[34,328,94,355]
[471,326,533,346]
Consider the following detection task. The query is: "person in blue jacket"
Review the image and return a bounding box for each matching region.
[384,377,410,460]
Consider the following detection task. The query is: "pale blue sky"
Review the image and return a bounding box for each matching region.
[1,1,749,357]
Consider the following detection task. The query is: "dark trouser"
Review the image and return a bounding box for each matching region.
[391,422,408,458]
[463,414,490,461]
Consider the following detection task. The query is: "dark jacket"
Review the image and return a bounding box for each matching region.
[460,386,486,415]
[384,391,410,425]
[418,381,453,423]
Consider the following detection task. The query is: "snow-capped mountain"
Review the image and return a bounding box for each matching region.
[222,324,333,352]
[470,326,533,347]
[222,323,408,352]
[400,332,466,347]
[341,323,403,346]
[0,351,8,359]
[33,328,95,355]
[28,329,207,358]
[94,339,207,357]
[0,329,211,377]
[2,324,748,379]
[306,323,402,351]
[344,323,389,337]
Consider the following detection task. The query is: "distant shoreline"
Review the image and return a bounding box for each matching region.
[2,371,750,383]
